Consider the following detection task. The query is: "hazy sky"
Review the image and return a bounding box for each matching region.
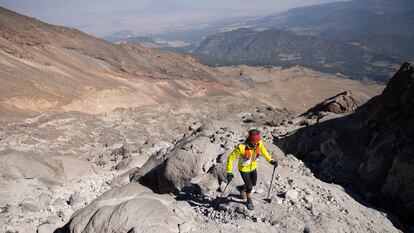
[0,0,344,37]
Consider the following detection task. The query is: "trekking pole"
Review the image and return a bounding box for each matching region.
[206,180,231,222]
[265,165,277,203]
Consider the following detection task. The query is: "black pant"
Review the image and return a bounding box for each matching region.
[240,170,257,193]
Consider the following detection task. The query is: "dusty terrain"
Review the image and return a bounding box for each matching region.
[0,96,404,233]
[2,7,412,233]
[0,7,383,123]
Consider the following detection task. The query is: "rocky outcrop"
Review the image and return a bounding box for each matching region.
[0,149,96,185]
[275,63,414,222]
[130,125,230,195]
[64,183,196,233]
[300,91,369,121]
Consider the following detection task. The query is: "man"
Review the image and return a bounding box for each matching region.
[226,129,278,210]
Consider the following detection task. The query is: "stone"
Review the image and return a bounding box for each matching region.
[38,193,52,207]
[37,223,56,233]
[69,194,86,210]
[58,207,74,222]
[178,221,195,233]
[301,90,369,119]
[254,188,264,194]
[52,198,67,208]
[20,202,39,213]
[286,190,299,202]
[191,173,219,196]
[304,195,314,204]
[67,183,196,233]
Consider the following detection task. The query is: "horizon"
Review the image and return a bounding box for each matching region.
[0,0,345,37]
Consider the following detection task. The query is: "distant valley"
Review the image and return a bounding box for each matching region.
[108,0,414,83]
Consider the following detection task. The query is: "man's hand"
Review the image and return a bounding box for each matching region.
[227,173,234,182]
[270,160,278,167]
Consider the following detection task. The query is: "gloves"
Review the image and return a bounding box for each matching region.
[227,173,234,182]
[270,160,278,167]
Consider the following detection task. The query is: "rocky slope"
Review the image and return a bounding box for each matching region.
[0,7,383,124]
[1,6,408,233]
[1,91,405,233]
[0,7,238,123]
[0,99,400,233]
[275,63,414,225]
[0,5,384,122]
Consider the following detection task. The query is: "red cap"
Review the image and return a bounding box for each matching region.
[249,134,261,143]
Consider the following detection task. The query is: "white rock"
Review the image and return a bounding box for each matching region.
[304,195,314,204]
[38,193,52,207]
[254,188,264,194]
[69,194,86,210]
[285,190,299,202]
[37,223,56,233]
[179,221,194,233]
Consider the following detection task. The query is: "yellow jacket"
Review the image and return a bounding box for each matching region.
[227,140,273,173]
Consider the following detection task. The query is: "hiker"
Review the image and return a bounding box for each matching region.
[226,129,278,210]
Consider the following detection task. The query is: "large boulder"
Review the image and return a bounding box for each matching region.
[131,129,226,195]
[0,149,96,185]
[300,90,369,121]
[275,63,414,222]
[65,183,196,233]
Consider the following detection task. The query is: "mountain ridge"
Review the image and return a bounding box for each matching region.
[192,27,397,82]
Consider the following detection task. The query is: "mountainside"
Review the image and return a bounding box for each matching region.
[238,0,414,48]
[214,0,414,60]
[3,7,411,233]
[122,0,414,82]
[0,7,384,123]
[0,7,238,123]
[193,28,397,82]
[275,63,414,224]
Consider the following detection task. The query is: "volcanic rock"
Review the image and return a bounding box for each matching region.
[65,183,196,233]
[276,63,414,222]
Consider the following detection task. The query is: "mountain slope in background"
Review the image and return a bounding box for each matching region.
[121,0,413,82]
[193,28,399,82]
[0,7,237,123]
[0,7,383,123]
[230,0,414,66]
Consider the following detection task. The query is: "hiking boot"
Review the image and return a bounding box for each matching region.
[237,185,246,199]
[246,198,254,210]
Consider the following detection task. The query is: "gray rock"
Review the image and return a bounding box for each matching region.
[37,223,56,233]
[20,202,39,213]
[285,190,299,202]
[38,193,52,207]
[178,221,195,233]
[52,198,67,208]
[254,188,264,194]
[67,183,196,233]
[304,195,314,204]
[58,207,74,222]
[132,132,222,194]
[69,194,86,210]
[191,173,219,196]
